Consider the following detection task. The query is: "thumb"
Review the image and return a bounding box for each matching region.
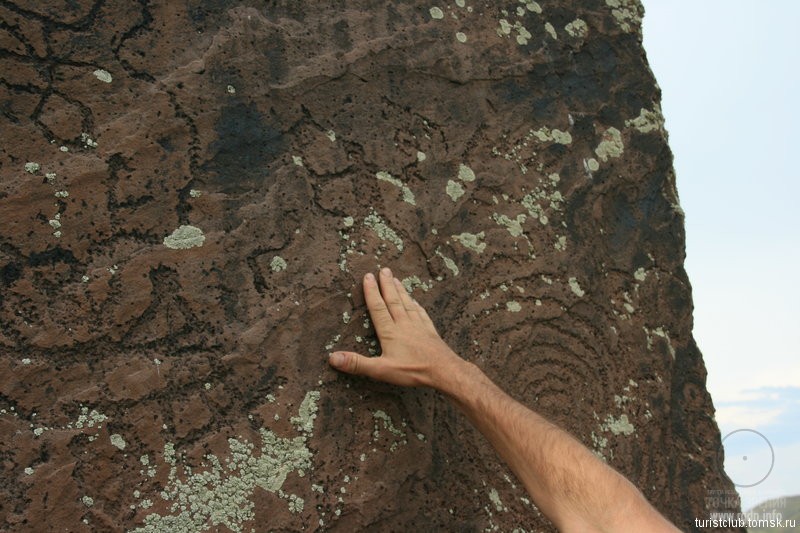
[328,351,381,379]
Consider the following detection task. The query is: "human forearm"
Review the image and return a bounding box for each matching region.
[436,359,677,532]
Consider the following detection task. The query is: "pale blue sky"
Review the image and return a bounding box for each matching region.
[641,0,800,511]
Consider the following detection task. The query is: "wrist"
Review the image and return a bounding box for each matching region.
[429,354,484,399]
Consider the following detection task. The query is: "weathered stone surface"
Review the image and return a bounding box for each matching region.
[0,1,739,531]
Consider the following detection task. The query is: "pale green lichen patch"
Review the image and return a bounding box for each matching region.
[457,163,476,182]
[110,433,127,450]
[376,171,415,205]
[602,414,635,436]
[492,213,526,237]
[290,391,320,435]
[554,235,567,251]
[565,18,588,38]
[372,410,408,452]
[189,189,202,198]
[633,267,647,282]
[292,155,304,167]
[544,22,557,39]
[342,216,354,228]
[585,158,600,172]
[456,32,467,43]
[532,126,572,145]
[132,392,320,533]
[24,162,40,174]
[401,276,433,293]
[446,180,465,201]
[505,301,522,312]
[270,256,287,272]
[594,127,624,162]
[605,0,642,33]
[526,1,542,13]
[326,130,336,142]
[93,69,112,83]
[625,106,665,134]
[435,249,459,276]
[364,212,404,251]
[568,277,585,297]
[163,225,205,249]
[416,151,426,162]
[452,232,486,254]
[429,6,444,19]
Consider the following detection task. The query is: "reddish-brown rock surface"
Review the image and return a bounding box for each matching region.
[1,1,740,531]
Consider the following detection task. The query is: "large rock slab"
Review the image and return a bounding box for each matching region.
[0,1,739,531]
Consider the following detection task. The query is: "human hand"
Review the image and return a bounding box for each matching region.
[328,267,464,389]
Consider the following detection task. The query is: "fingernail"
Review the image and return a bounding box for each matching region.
[329,352,346,367]
[381,267,392,277]
[365,272,375,282]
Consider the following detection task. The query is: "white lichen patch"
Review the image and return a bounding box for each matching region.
[364,212,404,251]
[429,6,444,19]
[292,155,304,167]
[568,277,585,297]
[82,495,94,507]
[24,162,40,174]
[110,434,127,450]
[544,22,557,39]
[189,189,202,198]
[227,84,236,94]
[506,301,522,312]
[132,394,319,533]
[488,488,506,512]
[492,213,526,237]
[634,267,647,282]
[446,180,465,201]
[376,171,415,205]
[594,127,624,162]
[605,0,642,33]
[24,466,34,475]
[565,18,588,38]
[163,225,205,249]
[532,126,572,145]
[54,190,69,198]
[326,130,336,142]
[416,151,426,162]
[81,132,98,148]
[457,163,476,182]
[452,232,486,254]
[602,414,635,436]
[625,106,665,134]
[270,256,287,273]
[93,69,112,83]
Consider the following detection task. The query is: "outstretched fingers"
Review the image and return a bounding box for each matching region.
[363,272,394,333]
[377,268,408,322]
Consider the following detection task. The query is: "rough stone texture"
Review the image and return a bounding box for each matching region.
[0,1,740,531]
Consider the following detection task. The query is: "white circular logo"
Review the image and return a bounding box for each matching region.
[722,429,774,487]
